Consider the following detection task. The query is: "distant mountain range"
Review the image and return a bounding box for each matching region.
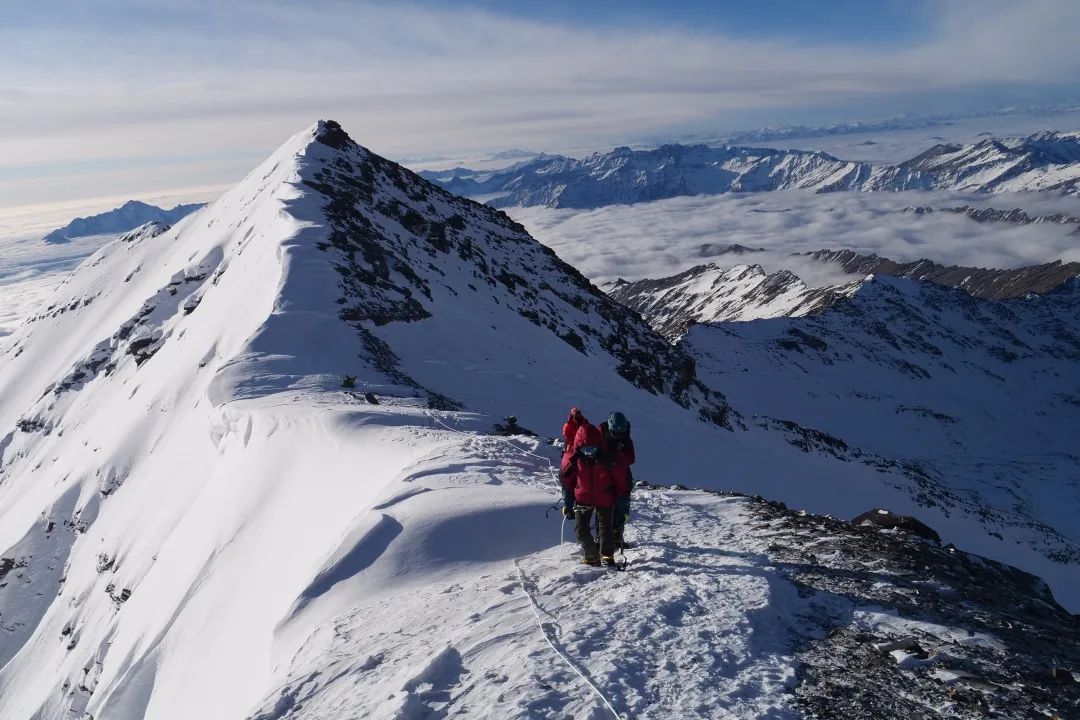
[43,200,205,244]
[420,143,928,208]
[420,131,1080,209]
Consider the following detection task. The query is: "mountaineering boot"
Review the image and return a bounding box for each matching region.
[581,556,601,567]
[601,555,617,568]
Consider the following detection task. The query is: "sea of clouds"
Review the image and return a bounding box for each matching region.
[510,190,1080,286]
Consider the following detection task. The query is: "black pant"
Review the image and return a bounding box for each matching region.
[575,506,614,560]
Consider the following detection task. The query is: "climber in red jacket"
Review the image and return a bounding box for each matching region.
[561,423,617,566]
[562,407,587,450]
[559,407,588,516]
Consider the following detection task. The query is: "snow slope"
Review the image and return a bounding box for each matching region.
[1,120,1076,719]
[681,275,1080,604]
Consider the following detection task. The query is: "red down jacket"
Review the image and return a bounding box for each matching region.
[562,408,587,450]
[561,424,617,508]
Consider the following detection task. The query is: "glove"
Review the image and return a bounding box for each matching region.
[562,506,574,519]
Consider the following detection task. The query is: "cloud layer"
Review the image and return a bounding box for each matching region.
[510,190,1080,286]
[2,0,1080,208]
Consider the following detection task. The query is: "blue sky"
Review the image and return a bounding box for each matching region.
[1,0,1078,211]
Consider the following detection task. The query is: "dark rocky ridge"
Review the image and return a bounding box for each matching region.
[906,204,1080,232]
[804,249,1080,300]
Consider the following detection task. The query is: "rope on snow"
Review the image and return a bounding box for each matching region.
[514,559,624,720]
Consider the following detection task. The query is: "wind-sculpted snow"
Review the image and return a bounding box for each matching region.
[432,131,1080,209]
[248,480,1079,719]
[1,120,1076,719]
[288,122,732,423]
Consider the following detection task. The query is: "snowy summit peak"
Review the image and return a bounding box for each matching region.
[311,118,355,151]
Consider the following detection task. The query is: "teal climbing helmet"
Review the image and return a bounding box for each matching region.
[607,411,630,434]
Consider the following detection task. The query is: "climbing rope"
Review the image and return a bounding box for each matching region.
[514,559,624,720]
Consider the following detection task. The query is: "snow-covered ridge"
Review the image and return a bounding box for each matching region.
[0,119,752,719]
[42,200,204,244]
[424,130,1080,208]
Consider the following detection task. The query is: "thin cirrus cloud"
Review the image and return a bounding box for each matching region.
[1,0,1079,209]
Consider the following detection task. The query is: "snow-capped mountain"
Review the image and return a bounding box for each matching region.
[0,119,763,719]
[42,200,205,244]
[1,120,1076,719]
[424,131,1080,208]
[607,263,862,339]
